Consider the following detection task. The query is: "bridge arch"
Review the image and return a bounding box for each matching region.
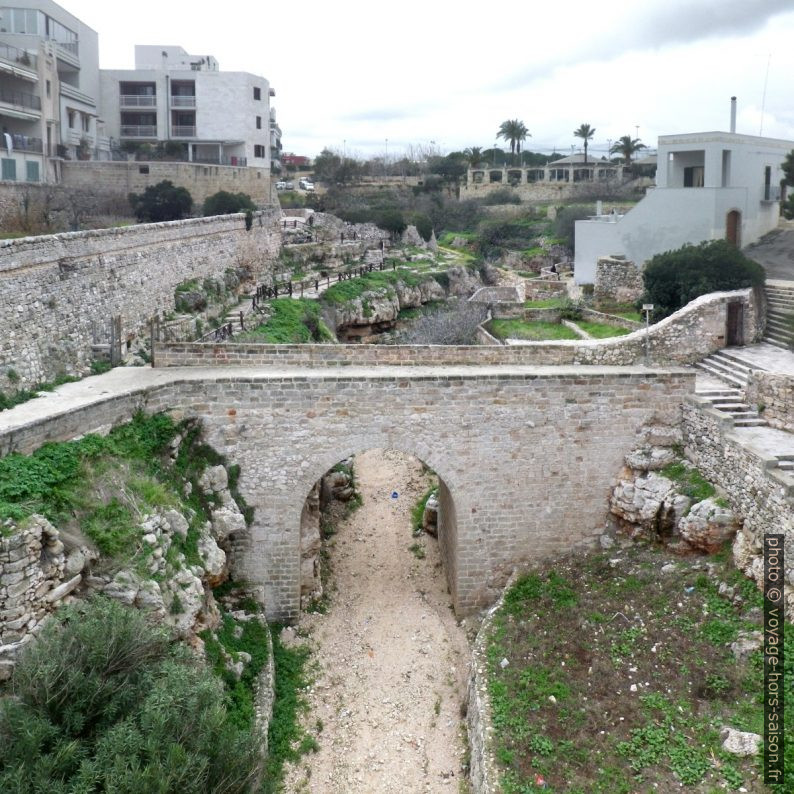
[288,436,468,615]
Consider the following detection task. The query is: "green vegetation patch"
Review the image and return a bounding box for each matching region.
[320,267,430,305]
[0,373,80,413]
[485,544,790,793]
[661,461,716,502]
[574,320,633,338]
[489,319,579,341]
[239,299,335,344]
[524,297,565,309]
[0,597,261,792]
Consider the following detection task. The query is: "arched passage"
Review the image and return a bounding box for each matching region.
[291,444,462,617]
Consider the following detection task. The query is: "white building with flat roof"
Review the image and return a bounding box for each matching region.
[100,45,273,170]
[575,103,793,284]
[0,0,108,182]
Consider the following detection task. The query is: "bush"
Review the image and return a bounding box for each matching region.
[128,180,193,223]
[409,212,433,241]
[482,188,521,206]
[375,208,407,237]
[552,204,592,249]
[0,597,261,792]
[203,191,255,216]
[642,240,765,318]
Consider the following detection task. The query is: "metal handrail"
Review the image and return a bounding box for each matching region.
[119,94,156,107]
[0,42,36,68]
[0,85,41,110]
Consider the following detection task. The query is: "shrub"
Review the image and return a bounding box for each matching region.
[128,180,193,223]
[552,204,592,249]
[641,240,765,318]
[375,208,407,237]
[409,212,433,241]
[0,597,261,792]
[482,188,521,206]
[203,191,256,216]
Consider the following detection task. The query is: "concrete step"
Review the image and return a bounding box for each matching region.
[710,351,754,373]
[696,357,750,383]
[734,418,769,427]
[763,336,792,350]
[694,361,747,388]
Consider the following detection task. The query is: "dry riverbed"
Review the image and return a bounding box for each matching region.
[281,449,472,793]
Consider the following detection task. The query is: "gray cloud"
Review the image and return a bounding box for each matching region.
[498,0,792,89]
[339,108,419,122]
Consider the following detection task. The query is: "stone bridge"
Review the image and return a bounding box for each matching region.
[1,361,692,621]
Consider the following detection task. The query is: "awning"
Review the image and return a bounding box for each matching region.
[0,61,38,81]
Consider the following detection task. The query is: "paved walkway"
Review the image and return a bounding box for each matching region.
[744,225,794,281]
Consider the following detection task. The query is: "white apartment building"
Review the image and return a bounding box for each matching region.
[0,0,108,182]
[575,102,793,284]
[100,45,273,169]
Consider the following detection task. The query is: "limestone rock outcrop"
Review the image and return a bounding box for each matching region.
[678,498,740,553]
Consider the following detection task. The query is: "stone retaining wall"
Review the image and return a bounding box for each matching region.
[746,371,794,433]
[154,289,756,368]
[594,255,644,305]
[682,397,794,602]
[0,210,281,387]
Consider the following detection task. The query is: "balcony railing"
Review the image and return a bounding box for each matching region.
[0,43,37,70]
[172,125,196,137]
[120,125,157,138]
[55,39,79,57]
[0,85,41,111]
[193,156,248,166]
[762,185,782,202]
[1,134,43,153]
[120,94,157,107]
[171,95,196,107]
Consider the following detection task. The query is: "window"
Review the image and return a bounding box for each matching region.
[6,8,40,34]
[139,165,149,174]
[256,116,262,129]
[45,80,51,98]
[683,166,704,187]
[82,115,90,133]
[67,110,75,129]
[254,144,265,158]
[2,158,17,181]
[25,160,39,182]
[253,86,261,101]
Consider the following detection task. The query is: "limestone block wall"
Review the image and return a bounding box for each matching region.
[682,397,794,599]
[154,289,757,370]
[746,371,794,433]
[61,161,274,207]
[0,210,281,387]
[594,255,644,305]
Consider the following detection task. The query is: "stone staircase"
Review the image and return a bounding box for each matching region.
[764,283,794,349]
[694,348,754,388]
[695,386,767,427]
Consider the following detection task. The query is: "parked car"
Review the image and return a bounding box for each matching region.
[299,178,315,191]
[285,181,294,190]
[275,180,286,190]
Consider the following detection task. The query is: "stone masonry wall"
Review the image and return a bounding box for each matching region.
[153,289,756,370]
[0,366,693,621]
[594,255,644,305]
[61,161,274,207]
[745,371,794,433]
[0,210,282,387]
[682,397,794,607]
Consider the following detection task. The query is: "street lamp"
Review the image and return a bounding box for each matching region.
[642,303,654,363]
[493,142,497,165]
[385,138,388,176]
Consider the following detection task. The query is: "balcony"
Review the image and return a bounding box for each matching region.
[172,125,196,137]
[0,86,41,112]
[121,125,157,138]
[194,156,248,166]
[120,94,157,108]
[171,95,196,107]
[0,43,37,72]
[2,134,43,153]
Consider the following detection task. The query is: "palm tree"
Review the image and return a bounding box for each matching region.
[497,119,530,165]
[609,135,646,168]
[573,123,596,164]
[463,146,484,169]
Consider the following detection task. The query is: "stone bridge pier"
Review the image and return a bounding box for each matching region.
[164,364,692,622]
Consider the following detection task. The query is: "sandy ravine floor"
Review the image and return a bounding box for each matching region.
[281,448,472,793]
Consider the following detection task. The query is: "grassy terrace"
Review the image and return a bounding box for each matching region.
[489,319,579,341]
[238,299,335,344]
[485,543,792,793]
[320,266,439,304]
[576,320,633,339]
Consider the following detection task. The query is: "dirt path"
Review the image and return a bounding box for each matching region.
[281,449,472,793]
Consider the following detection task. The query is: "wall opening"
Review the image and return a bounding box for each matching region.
[726,210,741,247]
[298,449,457,614]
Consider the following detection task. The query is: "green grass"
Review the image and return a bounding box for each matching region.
[485,544,792,793]
[0,373,81,413]
[524,297,565,309]
[411,486,436,534]
[261,628,315,793]
[320,268,430,305]
[573,320,633,339]
[489,319,579,341]
[660,461,716,502]
[239,299,335,344]
[614,311,643,322]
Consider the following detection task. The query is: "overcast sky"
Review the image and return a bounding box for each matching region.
[64,0,794,160]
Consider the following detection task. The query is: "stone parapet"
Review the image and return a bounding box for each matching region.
[746,371,794,433]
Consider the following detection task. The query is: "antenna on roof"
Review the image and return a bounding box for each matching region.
[759,53,771,136]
